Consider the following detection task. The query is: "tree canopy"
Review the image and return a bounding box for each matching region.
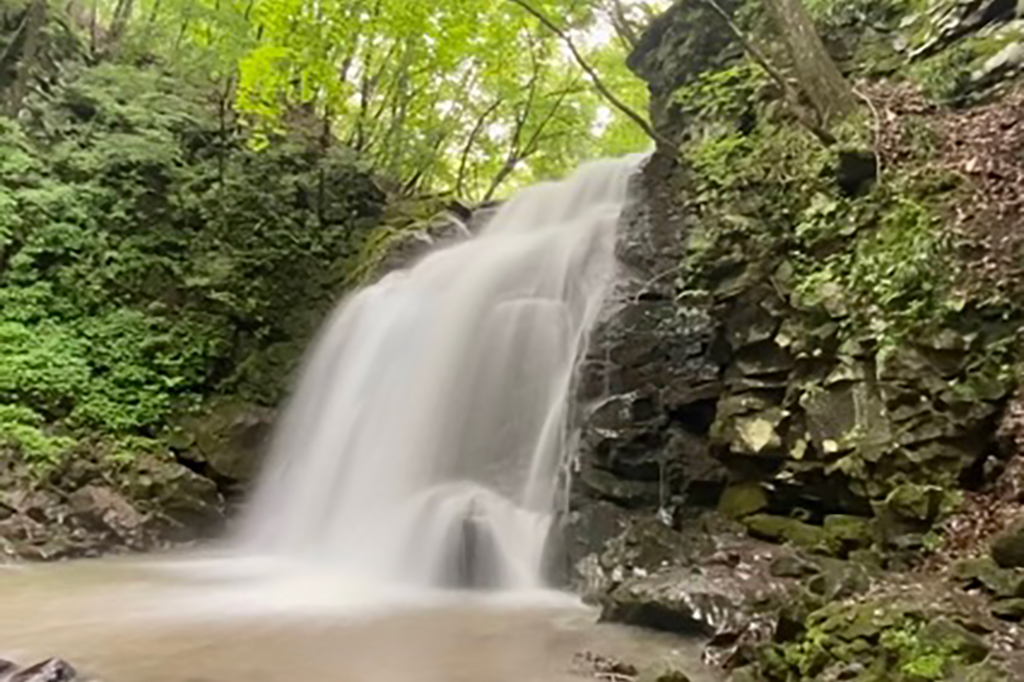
[81,0,664,200]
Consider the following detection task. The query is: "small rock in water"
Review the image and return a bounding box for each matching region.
[6,658,78,682]
[571,650,638,679]
[636,661,691,682]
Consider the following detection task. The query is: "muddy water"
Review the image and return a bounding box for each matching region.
[0,555,719,682]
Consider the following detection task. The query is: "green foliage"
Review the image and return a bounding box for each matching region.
[910,43,981,103]
[792,196,956,349]
[0,404,75,464]
[0,61,386,454]
[771,601,986,682]
[879,622,961,680]
[676,56,959,350]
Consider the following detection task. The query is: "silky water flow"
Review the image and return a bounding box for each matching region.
[239,154,647,590]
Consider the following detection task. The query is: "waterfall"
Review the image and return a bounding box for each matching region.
[240,155,645,590]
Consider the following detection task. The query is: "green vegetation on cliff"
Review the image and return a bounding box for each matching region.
[0,57,386,464]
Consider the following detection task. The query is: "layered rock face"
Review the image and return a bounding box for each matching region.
[563,0,1024,678]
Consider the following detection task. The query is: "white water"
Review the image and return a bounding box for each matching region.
[240,155,645,590]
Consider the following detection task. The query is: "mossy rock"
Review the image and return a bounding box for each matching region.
[991,598,1024,621]
[991,518,1024,568]
[919,617,989,664]
[718,482,770,519]
[744,514,840,555]
[884,483,946,523]
[769,552,820,578]
[952,556,1024,598]
[823,514,876,551]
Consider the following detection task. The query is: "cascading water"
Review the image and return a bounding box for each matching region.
[240,154,645,590]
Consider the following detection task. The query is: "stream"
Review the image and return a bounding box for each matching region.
[0,554,718,681]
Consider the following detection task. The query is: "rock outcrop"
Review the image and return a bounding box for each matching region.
[0,445,223,561]
[566,0,1024,679]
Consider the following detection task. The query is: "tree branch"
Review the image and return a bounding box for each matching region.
[507,0,672,149]
[456,97,504,198]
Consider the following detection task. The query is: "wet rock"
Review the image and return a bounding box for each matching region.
[126,453,224,535]
[550,500,633,584]
[885,483,946,522]
[991,518,1024,568]
[368,212,473,278]
[805,559,874,601]
[601,568,753,636]
[800,380,891,458]
[578,466,661,507]
[768,552,820,578]
[734,342,794,377]
[728,666,759,682]
[625,0,742,117]
[714,409,785,456]
[913,0,1019,60]
[6,658,77,682]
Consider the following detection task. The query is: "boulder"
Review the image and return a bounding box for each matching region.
[768,552,820,578]
[800,380,891,458]
[125,453,224,534]
[578,466,661,508]
[67,485,144,537]
[953,556,1024,598]
[822,515,875,551]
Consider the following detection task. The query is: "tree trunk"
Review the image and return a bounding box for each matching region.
[0,0,46,114]
[764,0,856,124]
